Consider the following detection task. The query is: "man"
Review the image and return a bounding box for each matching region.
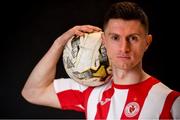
[22,2,180,119]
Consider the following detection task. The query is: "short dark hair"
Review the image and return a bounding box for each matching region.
[103,2,149,33]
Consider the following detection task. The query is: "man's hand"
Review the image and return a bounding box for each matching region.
[55,25,102,46]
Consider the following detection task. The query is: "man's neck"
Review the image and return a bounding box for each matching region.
[112,65,150,85]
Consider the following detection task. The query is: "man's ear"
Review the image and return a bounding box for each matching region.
[101,32,106,45]
[145,34,152,50]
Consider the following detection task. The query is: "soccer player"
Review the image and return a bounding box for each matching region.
[21,1,180,119]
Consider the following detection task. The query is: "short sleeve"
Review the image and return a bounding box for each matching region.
[171,96,180,119]
[53,78,88,112]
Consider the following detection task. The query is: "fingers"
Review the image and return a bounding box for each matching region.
[72,25,102,37]
[55,25,102,46]
[80,25,102,32]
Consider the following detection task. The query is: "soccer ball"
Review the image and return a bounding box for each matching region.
[63,32,112,86]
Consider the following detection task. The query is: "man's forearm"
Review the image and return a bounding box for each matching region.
[21,37,66,101]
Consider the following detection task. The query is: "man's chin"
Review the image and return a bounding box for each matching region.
[113,63,133,70]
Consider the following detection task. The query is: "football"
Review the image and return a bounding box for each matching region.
[63,32,112,86]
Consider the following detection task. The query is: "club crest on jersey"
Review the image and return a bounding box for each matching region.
[124,102,140,117]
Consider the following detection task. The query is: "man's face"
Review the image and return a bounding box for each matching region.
[102,19,152,70]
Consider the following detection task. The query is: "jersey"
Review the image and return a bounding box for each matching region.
[53,76,180,119]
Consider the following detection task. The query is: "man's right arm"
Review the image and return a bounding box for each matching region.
[21,25,101,109]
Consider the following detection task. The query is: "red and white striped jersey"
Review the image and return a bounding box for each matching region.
[53,76,180,119]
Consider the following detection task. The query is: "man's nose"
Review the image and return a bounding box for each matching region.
[119,39,130,53]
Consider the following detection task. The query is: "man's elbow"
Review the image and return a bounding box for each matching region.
[21,87,40,105]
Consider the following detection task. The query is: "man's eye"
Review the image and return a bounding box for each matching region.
[128,36,139,42]
[111,36,119,41]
